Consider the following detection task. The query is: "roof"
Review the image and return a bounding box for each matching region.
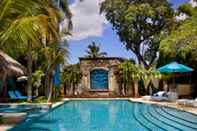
[0,50,27,76]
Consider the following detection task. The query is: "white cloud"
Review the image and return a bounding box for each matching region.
[68,0,108,41]
[190,0,197,7]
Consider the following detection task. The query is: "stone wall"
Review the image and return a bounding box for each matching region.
[79,57,123,95]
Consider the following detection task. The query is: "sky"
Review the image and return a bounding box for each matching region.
[67,0,189,64]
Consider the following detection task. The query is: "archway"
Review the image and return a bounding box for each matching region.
[90,69,108,90]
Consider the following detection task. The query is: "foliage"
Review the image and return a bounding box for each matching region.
[160,4,197,68]
[100,0,174,67]
[32,70,44,89]
[138,66,161,94]
[62,64,82,95]
[0,0,72,102]
[117,60,138,96]
[85,42,107,58]
[117,60,160,96]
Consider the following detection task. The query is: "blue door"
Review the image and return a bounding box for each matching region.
[90,69,108,90]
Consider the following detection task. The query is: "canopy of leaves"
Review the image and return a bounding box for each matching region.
[0,0,71,60]
[100,0,174,67]
[160,4,197,63]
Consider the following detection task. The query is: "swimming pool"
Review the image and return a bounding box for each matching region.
[10,100,197,131]
[0,105,42,113]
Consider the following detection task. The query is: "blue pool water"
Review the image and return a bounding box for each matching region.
[10,101,197,131]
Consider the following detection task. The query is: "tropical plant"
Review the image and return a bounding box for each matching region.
[138,66,161,95]
[32,70,44,96]
[62,64,82,95]
[117,60,161,96]
[100,0,174,68]
[0,0,72,102]
[85,42,107,58]
[117,60,135,96]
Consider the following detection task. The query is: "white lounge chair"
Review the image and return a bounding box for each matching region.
[177,98,197,107]
[151,91,168,101]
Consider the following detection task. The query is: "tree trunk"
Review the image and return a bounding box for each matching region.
[134,81,139,98]
[46,64,56,103]
[44,69,50,98]
[44,65,53,98]
[47,74,53,103]
[27,44,33,102]
[123,83,126,96]
[35,87,39,97]
[72,83,75,95]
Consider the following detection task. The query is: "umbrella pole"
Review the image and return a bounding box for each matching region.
[173,73,176,92]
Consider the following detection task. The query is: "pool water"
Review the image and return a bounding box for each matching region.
[0,105,41,113]
[10,100,197,131]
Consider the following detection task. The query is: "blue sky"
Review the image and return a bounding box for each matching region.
[67,0,189,64]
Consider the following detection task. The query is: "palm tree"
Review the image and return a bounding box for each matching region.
[117,60,134,96]
[42,44,68,102]
[0,0,71,102]
[62,64,81,95]
[117,61,160,97]
[86,42,107,58]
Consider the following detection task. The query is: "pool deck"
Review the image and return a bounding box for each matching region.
[129,98,197,115]
[0,98,196,131]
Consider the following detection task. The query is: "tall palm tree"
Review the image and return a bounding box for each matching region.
[42,44,68,102]
[0,0,71,101]
[86,42,107,58]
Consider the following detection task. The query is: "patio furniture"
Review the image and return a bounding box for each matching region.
[8,91,26,100]
[177,98,197,107]
[8,91,18,99]
[14,90,28,99]
[167,92,178,102]
[14,90,37,99]
[157,61,193,97]
[151,91,168,101]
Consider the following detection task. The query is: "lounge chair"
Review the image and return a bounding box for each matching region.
[151,91,168,101]
[177,98,197,107]
[8,91,26,100]
[14,90,37,99]
[14,90,28,99]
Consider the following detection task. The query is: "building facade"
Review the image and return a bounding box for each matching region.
[79,57,124,96]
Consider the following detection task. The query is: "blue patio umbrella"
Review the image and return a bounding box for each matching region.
[158,61,193,73]
[158,61,193,90]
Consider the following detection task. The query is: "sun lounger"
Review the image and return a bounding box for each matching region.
[14,90,28,99]
[8,91,26,100]
[8,91,18,99]
[151,91,168,101]
[14,90,37,99]
[177,98,197,107]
